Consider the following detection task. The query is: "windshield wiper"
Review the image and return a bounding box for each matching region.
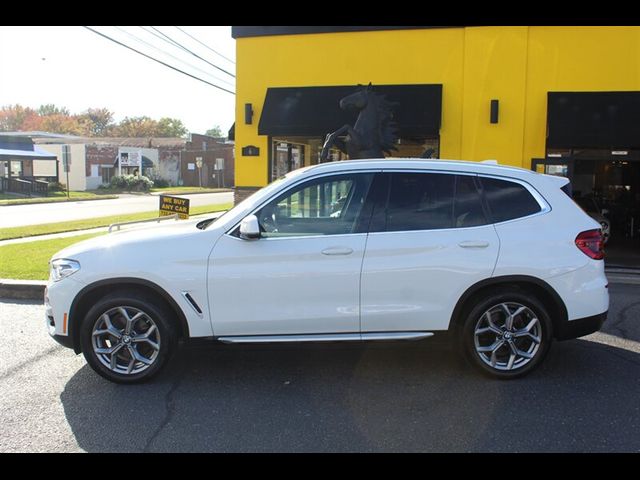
[196,218,216,229]
[196,210,229,230]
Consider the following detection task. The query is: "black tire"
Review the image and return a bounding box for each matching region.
[459,289,553,379]
[80,290,177,384]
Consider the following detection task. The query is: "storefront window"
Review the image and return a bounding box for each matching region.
[271,141,305,180]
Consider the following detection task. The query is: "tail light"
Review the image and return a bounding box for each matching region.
[575,229,604,260]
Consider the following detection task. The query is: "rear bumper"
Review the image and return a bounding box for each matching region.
[555,311,607,341]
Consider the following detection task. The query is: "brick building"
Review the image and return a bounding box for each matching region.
[35,134,234,190]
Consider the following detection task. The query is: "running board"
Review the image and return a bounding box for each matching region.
[217,332,434,344]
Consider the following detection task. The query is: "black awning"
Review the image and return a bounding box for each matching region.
[258,84,442,138]
[547,91,640,149]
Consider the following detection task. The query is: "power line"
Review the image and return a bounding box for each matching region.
[83,26,234,95]
[174,26,236,65]
[112,26,235,89]
[114,26,235,88]
[149,26,235,79]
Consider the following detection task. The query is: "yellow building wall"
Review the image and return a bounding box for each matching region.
[235,28,465,187]
[235,26,640,186]
[523,26,640,164]
[461,27,528,167]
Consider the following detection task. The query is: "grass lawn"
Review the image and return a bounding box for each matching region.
[0,233,104,280]
[150,186,231,194]
[0,191,118,205]
[0,202,233,241]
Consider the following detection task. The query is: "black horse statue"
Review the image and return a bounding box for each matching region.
[320,84,398,162]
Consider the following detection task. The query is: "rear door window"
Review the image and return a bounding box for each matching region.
[385,172,455,231]
[454,175,487,227]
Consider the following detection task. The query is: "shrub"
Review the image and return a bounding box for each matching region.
[149,176,170,188]
[109,175,154,192]
[48,181,66,192]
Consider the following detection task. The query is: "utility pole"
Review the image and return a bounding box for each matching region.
[62,145,71,198]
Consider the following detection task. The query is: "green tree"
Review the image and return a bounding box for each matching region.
[79,108,115,136]
[114,116,159,137]
[205,125,223,137]
[157,117,188,137]
[37,104,70,116]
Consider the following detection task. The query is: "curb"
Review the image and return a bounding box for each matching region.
[606,273,640,285]
[0,279,46,301]
[0,195,119,207]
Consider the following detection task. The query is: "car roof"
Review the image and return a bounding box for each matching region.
[295,158,541,181]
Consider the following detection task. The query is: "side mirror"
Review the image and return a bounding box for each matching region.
[239,214,260,240]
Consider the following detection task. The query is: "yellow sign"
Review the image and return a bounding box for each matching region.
[159,195,190,220]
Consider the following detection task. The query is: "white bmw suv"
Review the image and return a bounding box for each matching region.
[45,159,609,383]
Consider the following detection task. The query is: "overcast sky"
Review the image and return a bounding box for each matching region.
[0,26,236,135]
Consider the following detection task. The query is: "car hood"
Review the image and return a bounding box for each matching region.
[52,219,222,261]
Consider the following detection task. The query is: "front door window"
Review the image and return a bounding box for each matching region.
[256,173,374,237]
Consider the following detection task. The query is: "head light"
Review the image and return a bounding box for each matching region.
[50,258,80,282]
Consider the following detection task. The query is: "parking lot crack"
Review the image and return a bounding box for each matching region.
[0,346,60,382]
[142,374,185,452]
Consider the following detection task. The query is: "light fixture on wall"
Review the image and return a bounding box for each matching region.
[245,103,253,125]
[490,99,499,124]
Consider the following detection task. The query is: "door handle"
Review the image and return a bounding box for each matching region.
[321,247,354,256]
[458,240,490,249]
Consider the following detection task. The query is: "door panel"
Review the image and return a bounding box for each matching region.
[361,226,499,332]
[208,172,374,337]
[360,172,499,332]
[209,233,367,336]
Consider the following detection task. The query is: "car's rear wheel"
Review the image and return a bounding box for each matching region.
[460,290,553,379]
[80,291,177,384]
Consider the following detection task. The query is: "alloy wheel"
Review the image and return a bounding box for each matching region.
[91,306,161,375]
[473,302,542,372]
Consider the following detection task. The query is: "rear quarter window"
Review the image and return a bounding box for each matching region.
[480,177,542,223]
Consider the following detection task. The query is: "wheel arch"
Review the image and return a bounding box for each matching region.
[68,277,190,354]
[450,275,568,338]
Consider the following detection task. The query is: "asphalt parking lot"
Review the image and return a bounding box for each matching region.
[1,284,639,452]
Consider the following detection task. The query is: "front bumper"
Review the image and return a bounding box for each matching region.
[50,332,75,349]
[45,278,85,352]
[555,311,607,341]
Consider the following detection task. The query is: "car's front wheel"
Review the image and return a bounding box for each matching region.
[80,291,177,384]
[460,290,553,379]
